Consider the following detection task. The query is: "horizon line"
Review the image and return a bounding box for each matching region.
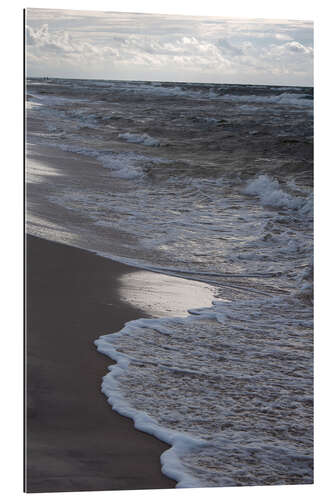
[26,75,314,88]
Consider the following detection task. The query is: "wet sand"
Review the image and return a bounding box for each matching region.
[25,234,176,493]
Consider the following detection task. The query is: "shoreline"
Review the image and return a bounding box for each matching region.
[25,234,177,493]
[23,76,314,492]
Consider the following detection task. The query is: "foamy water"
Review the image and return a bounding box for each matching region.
[26,77,313,487]
[96,293,312,487]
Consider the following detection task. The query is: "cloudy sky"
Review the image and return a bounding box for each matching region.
[26,8,313,86]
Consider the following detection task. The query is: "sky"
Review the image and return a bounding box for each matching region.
[26,8,314,87]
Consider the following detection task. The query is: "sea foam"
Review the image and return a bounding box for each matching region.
[95,293,313,488]
[243,174,313,213]
[118,132,161,147]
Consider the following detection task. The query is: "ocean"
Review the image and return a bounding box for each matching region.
[25,77,313,487]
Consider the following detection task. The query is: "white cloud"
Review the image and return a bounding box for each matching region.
[265,40,313,59]
[285,41,313,54]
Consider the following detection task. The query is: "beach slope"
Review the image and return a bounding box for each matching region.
[25,235,176,493]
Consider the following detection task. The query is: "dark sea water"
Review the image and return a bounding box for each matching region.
[26,78,313,487]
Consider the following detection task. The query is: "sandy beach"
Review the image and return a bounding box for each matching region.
[25,234,176,492]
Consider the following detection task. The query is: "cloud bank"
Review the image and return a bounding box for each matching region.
[26,9,313,86]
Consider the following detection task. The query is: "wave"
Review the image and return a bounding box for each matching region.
[243,174,313,214]
[102,81,313,107]
[54,143,147,179]
[221,92,313,107]
[27,91,87,106]
[118,132,161,147]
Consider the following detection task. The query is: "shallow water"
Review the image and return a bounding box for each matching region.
[26,77,313,487]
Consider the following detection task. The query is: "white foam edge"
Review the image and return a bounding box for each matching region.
[95,321,208,489]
